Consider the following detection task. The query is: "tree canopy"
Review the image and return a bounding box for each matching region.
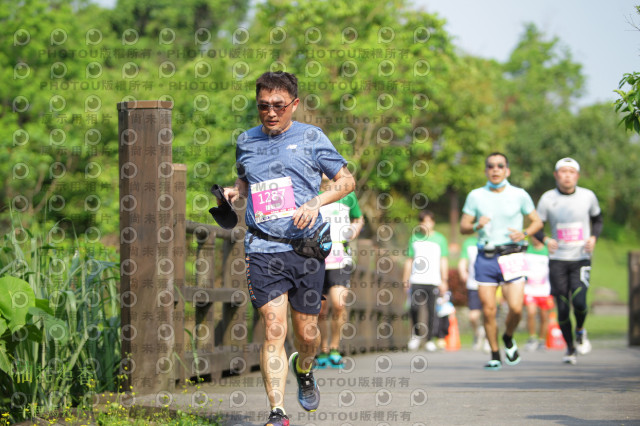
[1,0,639,244]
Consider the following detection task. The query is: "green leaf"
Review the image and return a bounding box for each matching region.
[625,116,634,131]
[34,298,54,316]
[0,276,35,332]
[28,307,69,343]
[0,317,8,337]
[0,342,11,375]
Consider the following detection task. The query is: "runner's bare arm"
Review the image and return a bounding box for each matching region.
[403,258,413,290]
[293,166,356,229]
[508,210,544,243]
[461,213,491,235]
[440,256,449,293]
[348,216,365,240]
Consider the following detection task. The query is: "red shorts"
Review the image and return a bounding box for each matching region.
[524,294,554,310]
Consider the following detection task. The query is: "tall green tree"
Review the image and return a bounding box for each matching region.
[615,6,640,133]
[243,0,510,244]
[0,0,253,234]
[0,0,120,233]
[501,23,585,194]
[568,103,640,238]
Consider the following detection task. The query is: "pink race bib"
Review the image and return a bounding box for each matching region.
[498,252,526,281]
[251,177,296,223]
[325,242,346,266]
[557,222,584,244]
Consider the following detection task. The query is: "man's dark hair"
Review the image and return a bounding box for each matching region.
[485,152,509,167]
[256,71,298,99]
[418,210,435,222]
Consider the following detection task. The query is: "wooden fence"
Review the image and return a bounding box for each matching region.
[630,251,640,346]
[117,101,410,394]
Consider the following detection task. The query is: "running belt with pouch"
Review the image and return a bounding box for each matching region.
[247,223,332,261]
[479,243,527,258]
[209,184,239,229]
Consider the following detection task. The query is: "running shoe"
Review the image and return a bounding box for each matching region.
[328,349,344,368]
[289,352,320,412]
[424,341,437,352]
[407,335,421,351]
[264,408,289,426]
[562,349,577,365]
[484,359,502,370]
[576,330,592,355]
[525,336,539,352]
[472,337,482,351]
[503,336,521,366]
[472,326,486,351]
[315,352,329,369]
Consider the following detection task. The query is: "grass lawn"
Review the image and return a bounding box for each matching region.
[590,238,639,302]
[456,314,628,349]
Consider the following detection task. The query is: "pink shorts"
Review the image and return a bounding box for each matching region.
[525,294,554,310]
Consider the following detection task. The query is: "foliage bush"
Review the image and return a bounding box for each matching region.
[0,223,120,424]
[3,0,640,242]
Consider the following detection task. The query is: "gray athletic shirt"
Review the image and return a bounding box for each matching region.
[536,187,601,261]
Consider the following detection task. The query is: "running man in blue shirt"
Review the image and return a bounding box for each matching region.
[460,152,543,370]
[222,71,355,426]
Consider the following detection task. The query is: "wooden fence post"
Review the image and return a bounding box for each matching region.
[118,100,175,394]
[172,164,187,384]
[629,251,640,346]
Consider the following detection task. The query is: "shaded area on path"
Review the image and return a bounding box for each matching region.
[135,338,640,425]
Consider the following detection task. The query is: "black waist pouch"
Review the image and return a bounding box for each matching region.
[248,222,332,261]
[497,244,527,256]
[480,243,527,258]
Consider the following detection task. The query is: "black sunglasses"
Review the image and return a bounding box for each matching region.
[486,163,506,169]
[256,98,296,113]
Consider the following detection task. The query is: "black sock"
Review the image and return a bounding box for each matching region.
[502,333,513,349]
[492,351,501,361]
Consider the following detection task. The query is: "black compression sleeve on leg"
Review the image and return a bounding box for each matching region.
[556,295,574,351]
[572,286,588,330]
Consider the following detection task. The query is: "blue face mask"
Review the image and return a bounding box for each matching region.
[487,179,508,189]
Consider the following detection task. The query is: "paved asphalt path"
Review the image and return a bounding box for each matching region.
[136,338,640,425]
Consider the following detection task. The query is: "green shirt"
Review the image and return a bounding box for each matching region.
[526,244,549,256]
[407,230,448,285]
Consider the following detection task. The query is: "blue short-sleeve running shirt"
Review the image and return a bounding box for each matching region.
[236,121,347,253]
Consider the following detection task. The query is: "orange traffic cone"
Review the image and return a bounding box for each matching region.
[546,311,566,350]
[445,314,461,351]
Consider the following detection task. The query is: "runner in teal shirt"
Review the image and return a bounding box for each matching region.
[460,152,543,370]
